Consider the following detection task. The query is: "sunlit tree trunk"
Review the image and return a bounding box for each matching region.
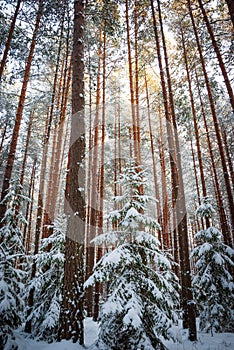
[181,27,208,229]
[157,0,197,340]
[144,68,162,233]
[125,0,141,166]
[0,0,43,226]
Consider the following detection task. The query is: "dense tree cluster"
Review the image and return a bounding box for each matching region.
[0,0,233,348]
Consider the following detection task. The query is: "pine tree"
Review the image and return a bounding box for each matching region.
[85,165,179,350]
[191,199,234,335]
[25,216,65,342]
[0,180,28,349]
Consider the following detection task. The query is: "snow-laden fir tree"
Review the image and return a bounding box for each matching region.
[0,181,28,350]
[85,165,180,350]
[25,215,66,342]
[191,197,234,335]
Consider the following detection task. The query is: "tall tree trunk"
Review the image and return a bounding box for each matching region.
[158,107,172,251]
[181,27,209,229]
[0,0,22,80]
[144,68,162,233]
[58,0,85,344]
[0,0,43,226]
[195,69,232,246]
[125,0,141,166]
[188,0,234,234]
[134,0,142,167]
[189,138,203,231]
[150,0,179,233]
[44,55,72,239]
[93,29,107,322]
[19,111,33,187]
[197,0,234,111]
[157,0,197,340]
[85,26,103,317]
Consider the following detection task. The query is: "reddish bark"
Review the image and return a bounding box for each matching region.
[0,0,43,226]
[188,0,234,234]
[197,0,234,111]
[0,0,22,80]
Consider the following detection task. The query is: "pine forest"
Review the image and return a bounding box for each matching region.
[0,0,234,349]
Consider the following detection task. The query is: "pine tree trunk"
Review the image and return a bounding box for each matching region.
[0,0,43,226]
[144,69,162,233]
[189,138,203,231]
[85,26,103,317]
[197,0,234,112]
[157,0,197,340]
[58,0,85,344]
[93,29,107,322]
[195,70,232,246]
[181,27,209,229]
[125,0,141,166]
[158,108,172,251]
[0,0,22,80]
[188,0,234,234]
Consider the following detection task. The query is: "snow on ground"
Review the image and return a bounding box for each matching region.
[13,318,234,350]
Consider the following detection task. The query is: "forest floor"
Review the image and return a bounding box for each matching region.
[13,318,234,350]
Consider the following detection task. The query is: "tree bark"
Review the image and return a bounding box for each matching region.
[0,0,43,226]
[125,0,141,166]
[197,0,234,112]
[58,0,85,344]
[144,68,162,236]
[157,0,197,340]
[85,26,103,317]
[0,0,22,80]
[181,27,209,229]
[195,69,232,246]
[188,0,234,235]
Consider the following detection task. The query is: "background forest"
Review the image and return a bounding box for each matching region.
[0,0,234,349]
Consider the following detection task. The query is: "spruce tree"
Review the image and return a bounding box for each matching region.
[85,165,179,350]
[191,198,234,334]
[25,216,65,342]
[0,181,28,349]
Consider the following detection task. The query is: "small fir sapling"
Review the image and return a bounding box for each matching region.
[25,215,66,342]
[85,165,179,350]
[0,181,28,349]
[191,197,234,334]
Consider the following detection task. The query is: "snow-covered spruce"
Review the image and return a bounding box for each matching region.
[85,166,179,350]
[0,181,28,349]
[191,206,234,334]
[24,216,66,342]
